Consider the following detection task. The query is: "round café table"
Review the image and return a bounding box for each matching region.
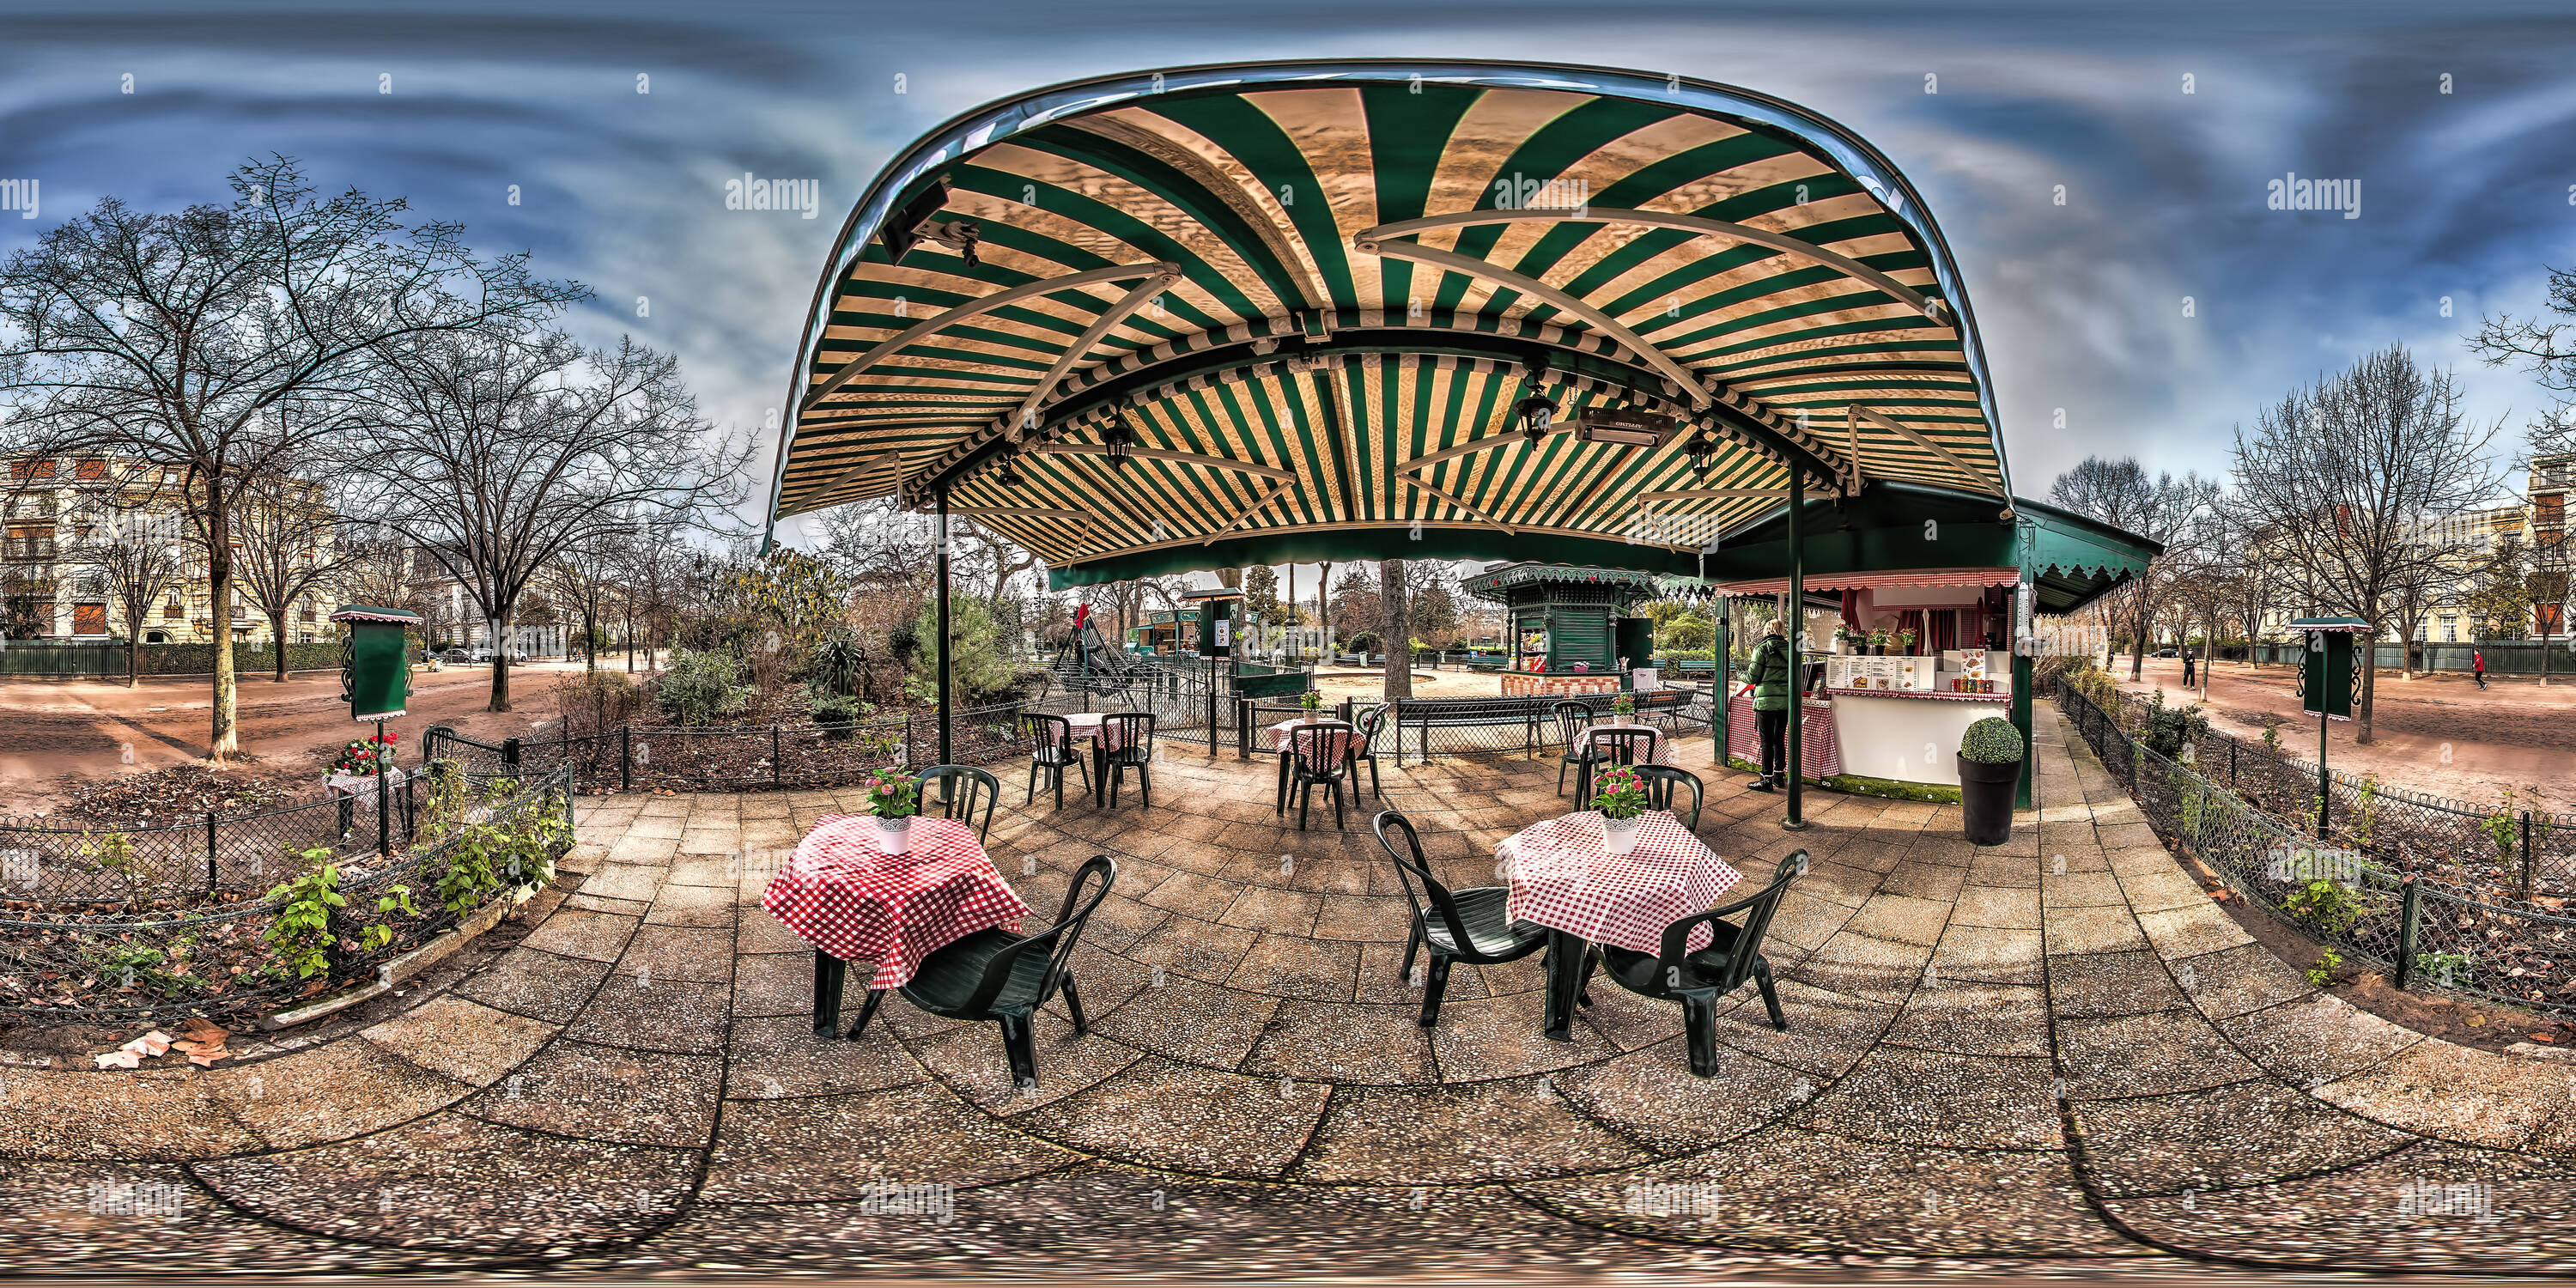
[1495,810,1742,1041]
[760,813,1030,1037]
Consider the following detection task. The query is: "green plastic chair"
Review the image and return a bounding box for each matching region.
[880,854,1118,1088]
[915,764,1000,841]
[1373,809,1550,1027]
[1552,700,1607,801]
[1346,703,1388,803]
[1583,851,1804,1077]
[1022,713,1091,809]
[1636,764,1704,830]
[1101,712,1157,810]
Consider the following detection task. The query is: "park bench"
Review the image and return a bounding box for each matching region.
[1390,696,1553,766]
[1665,659,1717,678]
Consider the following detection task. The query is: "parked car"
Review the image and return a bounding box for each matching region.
[465,645,529,665]
[2154,647,2179,658]
[433,647,473,665]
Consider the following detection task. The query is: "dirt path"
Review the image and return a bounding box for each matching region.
[0,659,629,813]
[2111,657,2576,813]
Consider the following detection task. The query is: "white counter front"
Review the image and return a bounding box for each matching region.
[1825,688,2010,787]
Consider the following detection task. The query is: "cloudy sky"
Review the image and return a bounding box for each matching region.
[4,0,2573,566]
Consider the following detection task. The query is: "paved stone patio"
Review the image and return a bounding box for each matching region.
[4,710,2574,1277]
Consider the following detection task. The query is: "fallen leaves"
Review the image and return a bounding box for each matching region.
[91,1018,234,1069]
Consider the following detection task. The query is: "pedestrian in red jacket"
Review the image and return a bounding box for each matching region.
[2473,648,2487,690]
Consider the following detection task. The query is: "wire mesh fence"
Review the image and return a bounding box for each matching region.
[2057,686,2576,1018]
[0,763,571,1025]
[2079,686,2576,899]
[0,777,421,906]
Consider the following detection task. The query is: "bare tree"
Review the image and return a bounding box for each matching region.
[2047,457,2219,680]
[344,329,743,711]
[544,529,627,671]
[2230,344,2502,743]
[1379,558,1412,699]
[81,504,185,686]
[228,465,355,681]
[0,157,577,757]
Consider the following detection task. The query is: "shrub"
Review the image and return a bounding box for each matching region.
[2282,878,2379,937]
[812,690,865,738]
[1959,716,2024,763]
[263,850,346,981]
[560,668,642,734]
[657,648,755,726]
[2136,690,2208,759]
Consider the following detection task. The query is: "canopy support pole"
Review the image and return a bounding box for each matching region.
[937,488,954,775]
[2013,574,2034,811]
[1783,469,1807,831]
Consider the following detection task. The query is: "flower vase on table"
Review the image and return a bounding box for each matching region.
[1593,765,1649,857]
[863,767,920,856]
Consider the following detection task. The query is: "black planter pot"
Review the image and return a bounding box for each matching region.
[1957,754,2023,846]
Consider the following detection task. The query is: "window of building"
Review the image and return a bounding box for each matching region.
[2440,615,2458,642]
[7,459,56,481]
[72,603,106,635]
[73,459,105,481]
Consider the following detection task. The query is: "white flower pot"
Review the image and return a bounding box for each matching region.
[1601,813,1643,857]
[874,816,914,855]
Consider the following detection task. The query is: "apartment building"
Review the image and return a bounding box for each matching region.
[2,455,338,645]
[2251,453,2568,644]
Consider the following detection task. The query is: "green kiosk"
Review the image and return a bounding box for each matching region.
[1461,562,1658,698]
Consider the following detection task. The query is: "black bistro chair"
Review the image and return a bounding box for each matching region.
[1577,726,1660,809]
[1373,809,1550,1027]
[1553,700,1607,803]
[1101,712,1157,810]
[1286,720,1358,830]
[1637,764,1704,831]
[915,764,1000,841]
[1022,713,1091,810]
[1346,703,1388,803]
[860,854,1118,1089]
[1581,851,1804,1077]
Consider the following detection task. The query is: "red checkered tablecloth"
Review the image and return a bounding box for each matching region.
[1062,711,1137,754]
[1267,718,1361,762]
[1583,723,1675,767]
[759,815,1030,990]
[1496,811,1742,955]
[1723,691,1843,777]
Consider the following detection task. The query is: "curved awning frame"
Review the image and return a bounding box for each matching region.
[768,59,2020,586]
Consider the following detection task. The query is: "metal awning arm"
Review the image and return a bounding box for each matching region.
[1848,404,2004,500]
[1363,209,1944,322]
[1004,270,1182,441]
[1349,235,1712,410]
[799,262,1182,411]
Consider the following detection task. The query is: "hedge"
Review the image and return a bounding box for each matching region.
[0,641,343,677]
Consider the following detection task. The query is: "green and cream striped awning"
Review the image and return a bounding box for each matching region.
[769,60,2014,589]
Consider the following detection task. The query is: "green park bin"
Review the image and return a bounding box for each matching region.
[331,605,422,720]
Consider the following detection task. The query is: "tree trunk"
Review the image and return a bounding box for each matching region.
[2357,627,2378,745]
[1380,559,1411,701]
[128,634,141,688]
[1319,561,1333,655]
[584,609,598,671]
[489,613,513,712]
[270,613,290,682]
[208,550,240,762]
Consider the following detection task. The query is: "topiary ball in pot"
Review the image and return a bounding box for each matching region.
[1956,716,2025,847]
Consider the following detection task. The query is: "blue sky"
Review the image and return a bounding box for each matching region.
[5,0,2574,551]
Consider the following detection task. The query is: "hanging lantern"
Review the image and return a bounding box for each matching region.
[1103,416,1136,469]
[995,448,1024,488]
[1684,430,1717,476]
[1515,391,1557,442]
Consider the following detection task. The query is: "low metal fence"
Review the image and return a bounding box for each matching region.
[2081,687,2576,899]
[0,777,420,905]
[0,762,571,1025]
[2058,686,2576,1017]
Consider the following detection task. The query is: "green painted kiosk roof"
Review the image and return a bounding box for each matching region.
[1461,562,1663,604]
[769,60,2034,588]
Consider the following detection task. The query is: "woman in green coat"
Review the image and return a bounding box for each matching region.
[1746,623,1793,792]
